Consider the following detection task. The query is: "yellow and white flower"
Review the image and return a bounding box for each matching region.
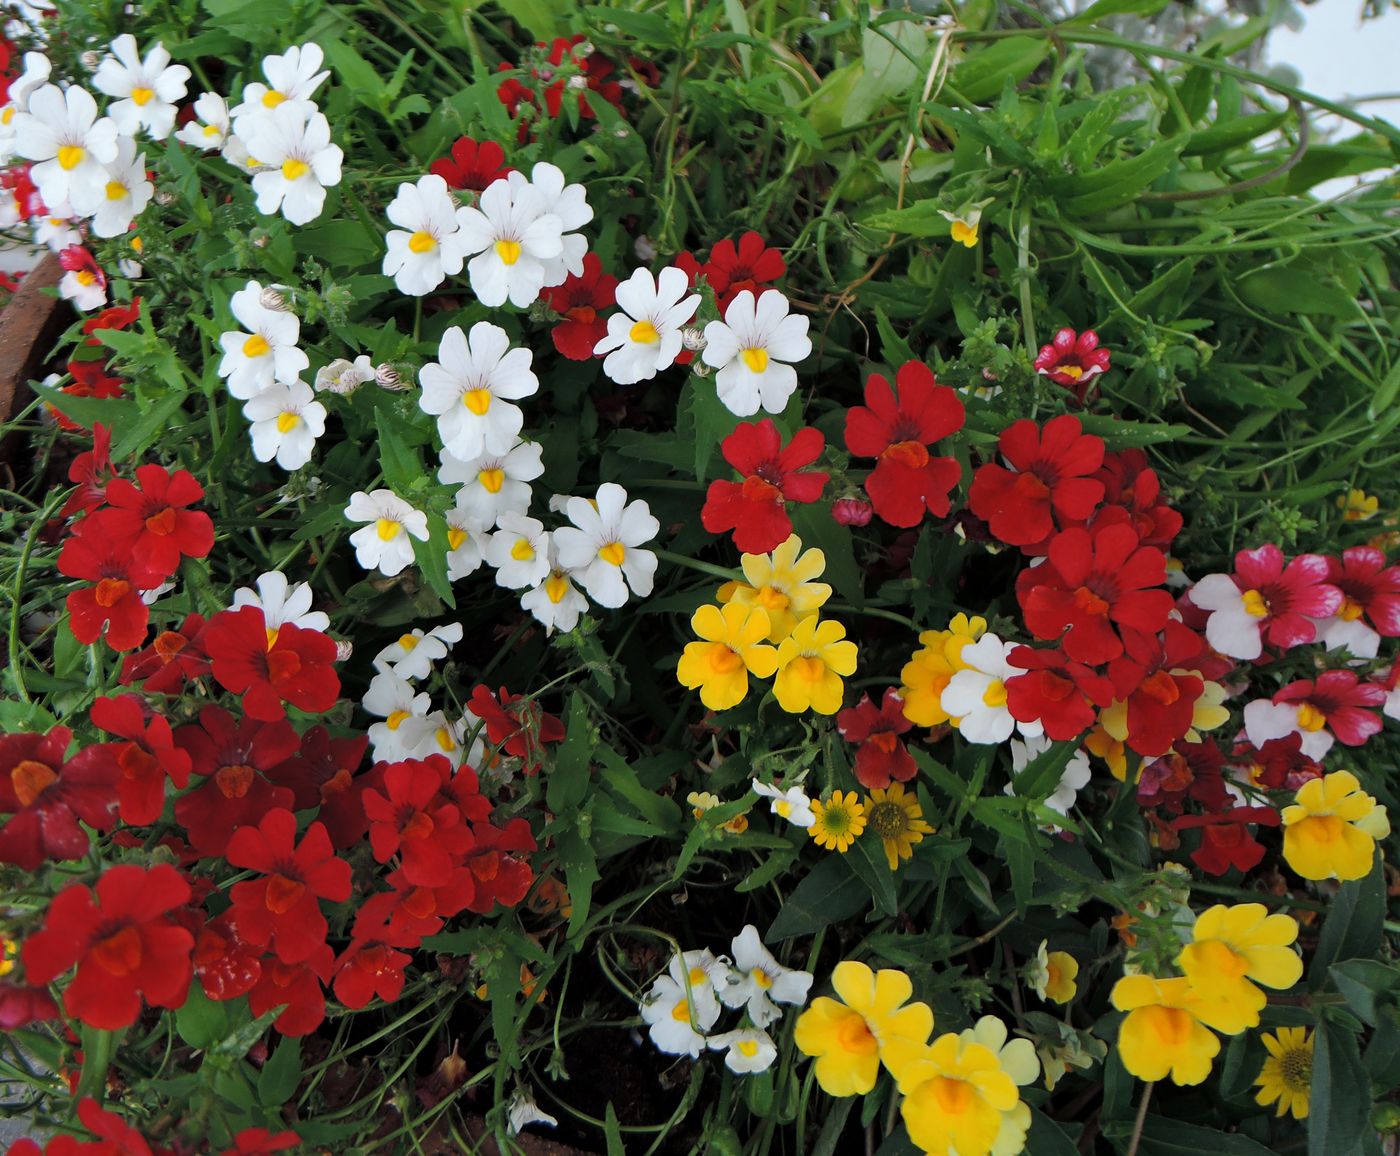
[174,91,231,151]
[707,1029,778,1074]
[91,136,153,239]
[217,279,309,399]
[12,83,119,216]
[418,321,539,460]
[372,623,464,682]
[91,35,190,140]
[242,104,342,226]
[751,780,816,829]
[439,438,545,530]
[409,710,467,768]
[1005,735,1091,829]
[230,570,329,635]
[552,483,660,608]
[344,489,430,577]
[520,547,590,635]
[362,670,433,762]
[0,52,52,166]
[484,513,551,590]
[941,632,1044,745]
[701,289,812,417]
[382,174,473,298]
[594,265,700,385]
[640,951,725,1057]
[958,1016,1040,1156]
[719,924,813,1027]
[454,175,564,308]
[1242,698,1334,763]
[314,354,375,395]
[230,43,330,130]
[444,507,489,582]
[242,379,326,471]
[511,161,593,287]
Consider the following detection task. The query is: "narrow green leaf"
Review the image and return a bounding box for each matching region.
[1310,1020,1372,1156]
[1310,855,1384,988]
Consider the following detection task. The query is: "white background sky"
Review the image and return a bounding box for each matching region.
[1269,0,1400,128]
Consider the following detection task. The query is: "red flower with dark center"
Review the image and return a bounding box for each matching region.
[193,913,262,1001]
[220,1128,301,1156]
[836,690,917,789]
[248,944,333,1037]
[428,136,512,192]
[82,298,141,346]
[0,979,60,1031]
[97,463,214,576]
[61,422,116,517]
[1235,733,1321,791]
[1089,449,1182,550]
[702,420,829,555]
[702,232,786,312]
[59,243,105,289]
[843,361,965,528]
[118,613,211,694]
[58,530,164,651]
[1018,524,1174,665]
[22,864,193,1030]
[1106,632,1208,758]
[1170,806,1279,876]
[1034,328,1111,403]
[1273,670,1386,747]
[540,252,618,360]
[463,818,537,913]
[1005,647,1115,741]
[52,360,125,431]
[467,686,565,776]
[1137,740,1229,815]
[89,694,192,825]
[226,808,351,964]
[333,892,417,1009]
[204,605,340,722]
[496,36,624,133]
[1327,546,1400,636]
[270,724,369,811]
[671,250,705,289]
[362,756,474,886]
[968,415,1106,548]
[0,728,119,870]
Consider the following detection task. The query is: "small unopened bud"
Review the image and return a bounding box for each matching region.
[538,67,555,83]
[566,75,589,91]
[633,234,657,262]
[252,234,270,249]
[376,363,408,391]
[982,367,998,382]
[689,361,711,378]
[154,189,175,206]
[832,497,874,527]
[80,50,102,70]
[613,126,629,139]
[574,40,595,58]
[681,327,706,351]
[335,639,354,662]
[260,287,289,312]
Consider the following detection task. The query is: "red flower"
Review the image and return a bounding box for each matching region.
[1328,546,1400,636]
[22,865,193,1030]
[1018,524,1173,665]
[61,422,116,517]
[540,252,617,360]
[702,420,828,555]
[1005,648,1115,741]
[205,605,340,722]
[968,415,1106,548]
[383,863,478,939]
[496,36,623,133]
[193,913,262,1001]
[1090,450,1182,550]
[82,298,142,346]
[333,892,416,1009]
[1236,733,1321,791]
[10,1099,164,1156]
[220,1128,301,1156]
[836,690,917,789]
[118,613,211,694]
[1170,807,1279,876]
[0,979,60,1031]
[270,724,369,811]
[467,686,565,775]
[428,136,512,192]
[89,694,192,825]
[362,756,474,886]
[98,463,214,576]
[1137,740,1229,815]
[52,360,125,431]
[59,243,105,291]
[463,818,536,913]
[248,945,333,1037]
[1106,631,1209,758]
[1192,545,1342,655]
[58,531,163,651]
[1274,670,1386,747]
[1034,328,1111,403]
[0,728,118,870]
[702,232,786,312]
[843,362,965,528]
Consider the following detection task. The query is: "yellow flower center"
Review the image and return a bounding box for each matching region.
[545,574,571,604]
[398,633,420,650]
[375,518,402,541]
[265,627,280,649]
[1241,589,1270,618]
[709,645,744,674]
[751,968,773,990]
[671,999,695,1022]
[787,655,827,683]
[386,709,411,731]
[775,800,793,818]
[755,586,790,612]
[435,727,456,752]
[736,1039,760,1058]
[131,236,143,252]
[741,347,770,374]
[599,542,626,566]
[929,1076,975,1116]
[479,467,505,493]
[1060,364,1084,381]
[1338,597,1365,622]
[982,679,1008,708]
[1192,939,1250,981]
[494,239,522,266]
[262,91,287,108]
[202,123,220,137]
[57,144,85,170]
[275,411,301,433]
[105,181,127,201]
[510,538,536,562]
[281,158,310,181]
[1295,703,1327,732]
[835,1012,879,1055]
[76,270,97,286]
[1,108,12,126]
[1141,1005,1193,1048]
[446,528,467,550]
[130,87,154,106]
[689,966,708,987]
[243,334,270,358]
[866,800,908,839]
[950,220,978,247]
[1280,1049,1313,1091]
[408,230,437,253]
[1299,814,1345,843]
[629,319,660,344]
[463,389,492,415]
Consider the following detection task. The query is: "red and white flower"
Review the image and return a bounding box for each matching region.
[1188,545,1342,660]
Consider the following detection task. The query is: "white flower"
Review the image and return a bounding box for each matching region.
[59,261,106,310]
[1187,573,1263,661]
[445,507,489,581]
[174,91,230,150]
[438,438,544,529]
[701,290,811,416]
[520,556,589,635]
[506,1088,558,1136]
[13,84,119,216]
[231,43,330,130]
[640,974,719,1058]
[719,925,812,1027]
[34,213,81,252]
[243,104,342,226]
[373,622,463,682]
[90,136,153,239]
[418,322,538,460]
[941,633,1044,745]
[140,580,176,607]
[594,266,700,385]
[217,279,309,399]
[243,379,326,470]
[1243,698,1335,762]
[382,174,472,297]
[345,489,430,577]
[1005,735,1092,829]
[454,176,563,307]
[484,513,551,590]
[511,161,592,287]
[409,710,467,768]
[0,52,52,164]
[315,354,375,395]
[231,570,329,634]
[1385,674,1400,723]
[707,1029,778,1074]
[363,671,433,762]
[1311,613,1381,661]
[91,35,190,140]
[751,780,815,829]
[552,483,659,608]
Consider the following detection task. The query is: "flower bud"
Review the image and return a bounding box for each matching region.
[681,327,706,351]
[832,497,873,527]
[335,640,354,662]
[376,364,408,391]
[566,75,589,91]
[259,287,290,312]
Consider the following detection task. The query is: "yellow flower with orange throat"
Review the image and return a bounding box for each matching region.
[1281,769,1389,882]
[772,615,858,715]
[937,199,993,248]
[1338,488,1379,522]
[718,534,831,643]
[1026,940,1078,1004]
[1175,903,1302,1034]
[1110,974,1220,1085]
[676,602,778,710]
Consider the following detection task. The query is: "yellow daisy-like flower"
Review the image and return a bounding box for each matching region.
[1255,1027,1313,1120]
[676,603,779,711]
[810,791,866,853]
[772,616,858,715]
[884,1032,1020,1156]
[1027,941,1079,1005]
[793,961,934,1097]
[899,614,987,727]
[1110,975,1220,1086]
[719,534,831,643]
[862,782,935,871]
[1176,904,1301,1034]
[1339,488,1379,522]
[1281,769,1390,882]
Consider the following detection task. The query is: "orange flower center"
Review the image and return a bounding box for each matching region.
[870,731,899,753]
[95,577,131,608]
[929,1076,975,1115]
[153,631,187,662]
[144,506,176,536]
[1142,1005,1193,1048]
[1138,670,1180,705]
[708,645,744,674]
[266,648,303,686]
[1338,597,1365,622]
[1241,589,1270,618]
[566,305,596,325]
[10,760,58,807]
[401,811,436,841]
[1193,939,1249,980]
[264,873,306,914]
[1073,585,1110,616]
[883,440,929,469]
[741,475,783,503]
[91,926,143,976]
[835,1011,879,1055]
[214,763,255,799]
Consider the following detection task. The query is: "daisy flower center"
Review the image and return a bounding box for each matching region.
[478,467,505,493]
[243,333,271,358]
[276,411,301,433]
[494,239,522,266]
[599,541,626,566]
[866,800,909,839]
[57,144,85,171]
[408,229,437,253]
[130,87,154,106]
[281,158,310,181]
[462,388,492,415]
[1280,1049,1312,1090]
[375,518,403,541]
[629,319,661,344]
[741,347,769,373]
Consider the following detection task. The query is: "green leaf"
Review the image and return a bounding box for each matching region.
[604,1103,626,1156]
[1026,1109,1080,1156]
[1048,139,1186,216]
[1181,111,1287,156]
[257,1037,301,1107]
[375,402,427,492]
[684,378,737,483]
[1310,1019,1372,1156]
[1310,855,1384,989]
[1134,1116,1277,1155]
[767,852,870,941]
[583,6,675,46]
[557,824,601,940]
[1330,959,1400,1026]
[849,832,899,917]
[321,39,382,108]
[1067,0,1171,22]
[30,381,138,435]
[947,37,1049,105]
[546,693,593,815]
[175,984,230,1050]
[1237,267,1359,318]
[411,515,456,609]
[875,308,916,366]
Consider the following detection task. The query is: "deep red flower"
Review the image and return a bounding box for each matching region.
[270,724,369,811]
[248,944,333,1037]
[58,530,164,651]
[51,360,125,431]
[1137,740,1229,815]
[831,497,873,527]
[468,687,565,775]
[88,695,191,826]
[836,690,917,789]
[1005,647,1115,741]
[333,892,416,1009]
[1235,733,1321,792]
[702,420,829,555]
[1034,328,1111,403]
[1273,670,1386,747]
[843,362,965,528]
[1106,631,1209,758]
[96,463,214,576]
[23,864,193,1030]
[496,36,623,133]
[703,232,786,312]
[362,756,474,886]
[10,1098,165,1156]
[82,298,142,346]
[540,253,617,360]
[219,1128,300,1156]
[1018,524,1173,665]
[671,250,705,289]
[118,613,211,694]
[1327,546,1400,636]
[193,913,262,1001]
[0,728,119,870]
[204,605,340,722]
[62,423,116,517]
[968,415,1106,547]
[428,136,512,192]
[383,863,478,940]
[1170,807,1279,876]
[463,818,536,913]
[0,979,60,1031]
[1089,450,1182,550]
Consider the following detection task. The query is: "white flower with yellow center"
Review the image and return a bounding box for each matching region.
[707,1029,778,1074]
[34,210,81,252]
[242,104,342,226]
[382,174,472,298]
[0,52,52,165]
[511,161,592,286]
[484,513,551,590]
[1243,698,1335,762]
[444,506,489,581]
[217,280,309,399]
[439,438,544,529]
[409,710,468,768]
[362,671,433,762]
[751,780,816,829]
[418,321,538,460]
[640,973,720,1058]
[552,483,659,608]
[719,924,813,1027]
[594,265,700,385]
[345,489,429,577]
[373,622,464,682]
[175,91,231,150]
[90,136,153,239]
[13,84,119,216]
[940,632,1044,745]
[454,176,563,308]
[231,43,329,131]
[521,554,590,635]
[59,260,106,311]
[92,35,190,140]
[242,379,326,471]
[231,570,328,635]
[702,290,812,417]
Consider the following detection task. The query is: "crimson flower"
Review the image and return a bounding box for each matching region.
[62,422,116,517]
[496,35,623,135]
[1090,449,1182,550]
[52,359,125,431]
[428,136,512,192]
[82,298,142,345]
[23,864,193,1030]
[0,979,60,1031]
[1170,807,1279,876]
[1106,631,1208,758]
[58,530,163,651]
[1137,740,1229,815]
[1034,328,1111,403]
[248,945,334,1037]
[836,690,917,789]
[1328,546,1400,635]
[843,361,965,528]
[205,605,340,721]
[362,756,474,886]
[7,1099,163,1156]
[1236,733,1320,792]
[118,613,211,694]
[271,723,369,811]
[702,420,828,555]
[702,232,787,312]
[468,686,565,775]
[1005,648,1115,741]
[220,1128,301,1156]
[968,415,1106,547]
[193,913,262,1001]
[0,728,118,870]
[1274,670,1386,747]
[333,892,417,1009]
[97,463,214,576]
[384,864,478,940]
[463,818,537,913]
[1192,545,1342,654]
[89,694,192,826]
[540,252,617,360]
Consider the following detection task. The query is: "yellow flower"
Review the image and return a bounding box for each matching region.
[793,961,934,1097]
[720,534,831,642]
[884,1032,1020,1156]
[686,791,720,819]
[0,934,14,978]
[1255,1027,1313,1120]
[1281,769,1390,882]
[810,791,866,853]
[772,616,858,715]
[1176,904,1301,1035]
[1110,975,1220,1086]
[956,1017,1040,1156]
[1027,941,1078,1005]
[899,615,986,727]
[1183,676,1230,738]
[862,783,935,870]
[676,603,779,711]
[722,813,749,835]
[1339,488,1379,522]
[938,203,990,249]
[1084,722,1131,782]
